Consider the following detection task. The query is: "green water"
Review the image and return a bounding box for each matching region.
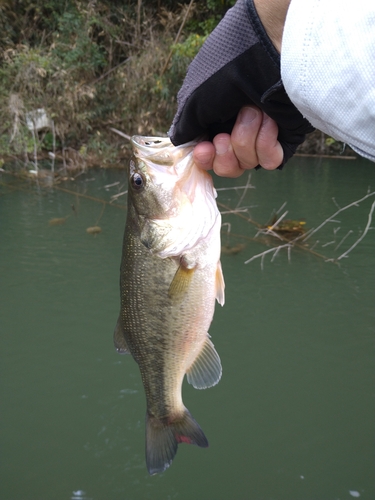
[1,156,374,500]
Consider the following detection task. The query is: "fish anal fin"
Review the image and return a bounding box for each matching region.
[168,265,195,301]
[146,409,208,475]
[186,337,222,389]
[215,261,225,306]
[113,316,130,354]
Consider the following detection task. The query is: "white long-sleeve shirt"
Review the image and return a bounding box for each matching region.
[281,0,375,162]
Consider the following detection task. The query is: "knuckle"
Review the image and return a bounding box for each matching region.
[233,145,258,169]
[238,158,259,170]
[213,157,243,178]
[258,145,283,170]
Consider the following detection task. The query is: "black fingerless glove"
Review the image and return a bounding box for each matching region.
[168,0,314,168]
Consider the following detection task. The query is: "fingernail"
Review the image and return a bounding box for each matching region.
[215,137,229,155]
[239,107,258,125]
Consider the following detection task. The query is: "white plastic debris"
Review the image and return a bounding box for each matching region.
[26,108,51,131]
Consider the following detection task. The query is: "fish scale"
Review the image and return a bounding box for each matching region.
[114,136,225,474]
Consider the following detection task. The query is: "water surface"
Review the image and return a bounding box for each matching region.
[1,156,374,500]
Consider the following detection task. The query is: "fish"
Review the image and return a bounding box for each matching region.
[114,135,225,475]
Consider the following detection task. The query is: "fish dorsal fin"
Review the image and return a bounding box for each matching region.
[113,316,130,354]
[186,337,222,389]
[215,261,225,306]
[168,265,195,302]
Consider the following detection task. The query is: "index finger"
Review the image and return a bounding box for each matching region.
[193,141,215,171]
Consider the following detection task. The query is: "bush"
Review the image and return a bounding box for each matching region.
[2,1,348,167]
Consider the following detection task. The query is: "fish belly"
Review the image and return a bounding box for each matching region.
[119,218,217,474]
[121,224,215,409]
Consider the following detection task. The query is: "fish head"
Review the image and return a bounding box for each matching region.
[127,136,219,259]
[128,136,196,220]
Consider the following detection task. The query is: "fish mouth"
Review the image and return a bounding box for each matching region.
[131,135,200,173]
[131,136,172,155]
[131,135,199,159]
[131,136,176,167]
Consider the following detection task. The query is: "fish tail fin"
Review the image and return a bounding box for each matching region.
[145,409,208,475]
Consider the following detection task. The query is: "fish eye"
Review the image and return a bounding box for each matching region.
[131,172,145,191]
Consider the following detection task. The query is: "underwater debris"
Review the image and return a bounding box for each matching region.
[49,217,67,226]
[86,226,102,235]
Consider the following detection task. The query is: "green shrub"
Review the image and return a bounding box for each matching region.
[0,0,236,167]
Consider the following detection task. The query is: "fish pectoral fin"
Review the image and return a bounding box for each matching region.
[113,316,130,354]
[186,337,222,389]
[168,265,195,301]
[215,261,225,306]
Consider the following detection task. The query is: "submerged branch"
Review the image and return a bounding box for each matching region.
[219,187,375,268]
[303,191,375,242]
[336,200,375,261]
[244,243,291,266]
[217,201,261,228]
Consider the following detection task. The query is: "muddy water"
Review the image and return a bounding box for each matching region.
[1,156,374,500]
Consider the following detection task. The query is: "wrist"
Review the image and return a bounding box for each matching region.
[253,0,291,52]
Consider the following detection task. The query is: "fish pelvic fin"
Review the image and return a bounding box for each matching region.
[186,337,222,389]
[146,409,208,475]
[113,316,130,354]
[168,265,195,302]
[215,261,225,306]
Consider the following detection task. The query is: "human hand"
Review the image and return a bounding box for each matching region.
[193,106,283,177]
[169,0,314,170]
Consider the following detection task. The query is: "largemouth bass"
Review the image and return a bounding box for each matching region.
[114,136,225,475]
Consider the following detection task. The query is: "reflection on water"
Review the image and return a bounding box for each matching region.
[71,490,92,500]
[1,156,374,500]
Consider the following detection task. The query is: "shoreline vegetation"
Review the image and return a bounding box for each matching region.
[0,0,356,174]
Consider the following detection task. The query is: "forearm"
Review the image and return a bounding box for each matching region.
[281,0,375,161]
[253,0,291,52]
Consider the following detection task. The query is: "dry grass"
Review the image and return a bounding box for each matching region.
[0,2,195,169]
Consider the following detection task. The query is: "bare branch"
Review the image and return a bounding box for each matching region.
[111,190,128,202]
[220,208,250,215]
[271,246,282,262]
[216,184,255,193]
[160,0,195,77]
[337,201,375,260]
[235,173,254,209]
[254,211,288,239]
[303,191,375,242]
[334,230,353,251]
[310,240,319,251]
[332,197,341,210]
[220,188,374,267]
[109,128,132,141]
[276,201,287,214]
[267,210,288,231]
[244,243,291,265]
